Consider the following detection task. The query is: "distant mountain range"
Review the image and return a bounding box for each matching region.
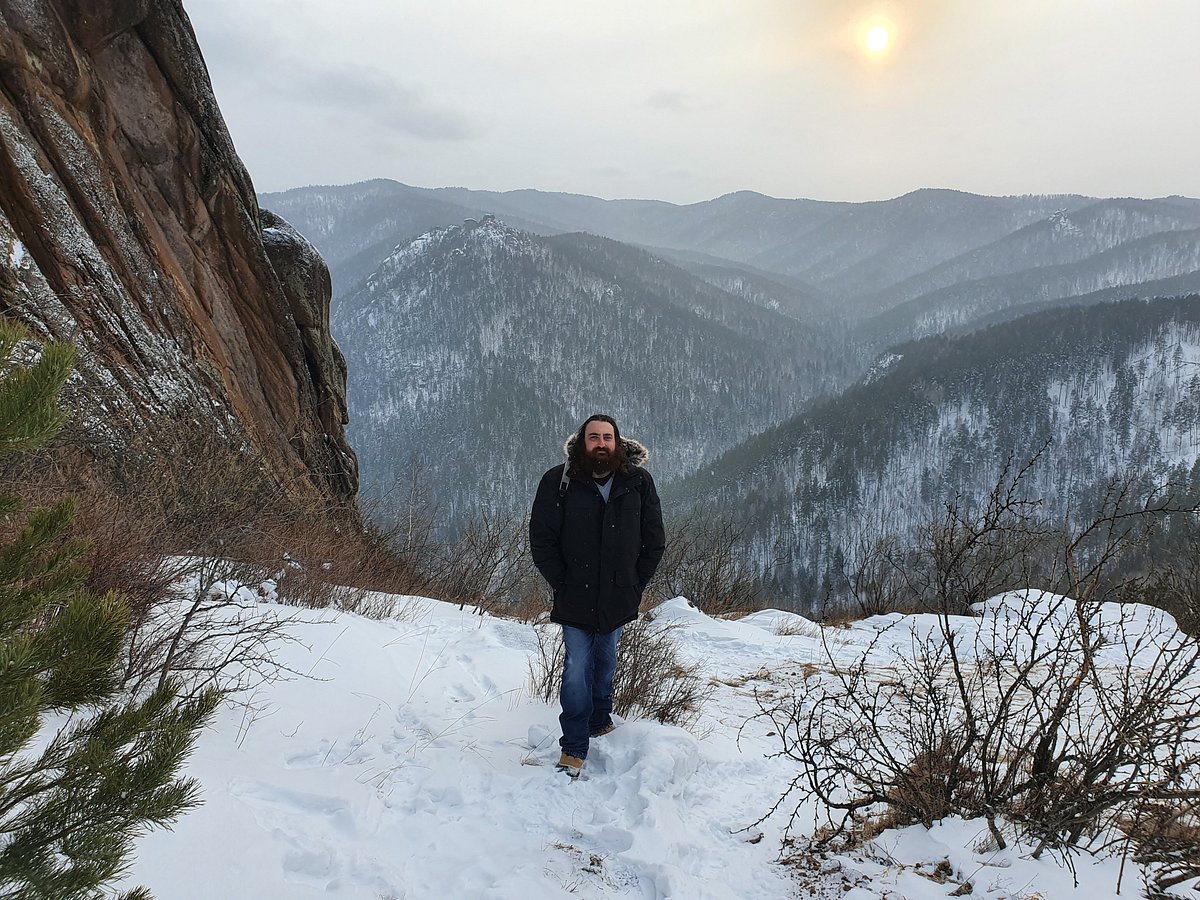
[264,181,1200,345]
[266,181,1200,609]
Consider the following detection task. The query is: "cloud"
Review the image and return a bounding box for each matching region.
[647,91,692,112]
[187,0,1200,203]
[192,7,478,142]
[284,64,479,141]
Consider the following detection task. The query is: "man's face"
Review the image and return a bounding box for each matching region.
[584,420,617,471]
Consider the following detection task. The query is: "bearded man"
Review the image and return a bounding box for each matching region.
[529,414,666,778]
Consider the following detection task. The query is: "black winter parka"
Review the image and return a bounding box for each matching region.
[529,456,666,634]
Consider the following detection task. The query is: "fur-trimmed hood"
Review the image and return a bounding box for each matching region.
[563,432,650,469]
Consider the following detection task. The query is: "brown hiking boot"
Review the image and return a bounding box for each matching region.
[590,723,616,738]
[556,753,585,778]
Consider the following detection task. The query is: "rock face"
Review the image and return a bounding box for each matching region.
[0,0,357,503]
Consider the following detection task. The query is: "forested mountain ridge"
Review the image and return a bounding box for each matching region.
[262,181,556,297]
[732,189,1089,299]
[425,187,1104,300]
[331,217,858,527]
[267,181,1199,347]
[427,187,851,272]
[670,296,1200,611]
[868,199,1200,310]
[863,226,1200,342]
[266,182,1093,303]
[674,262,835,322]
[539,232,854,365]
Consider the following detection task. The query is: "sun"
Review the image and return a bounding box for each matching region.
[865,24,890,54]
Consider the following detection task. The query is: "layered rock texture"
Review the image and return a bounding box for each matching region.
[0,0,357,503]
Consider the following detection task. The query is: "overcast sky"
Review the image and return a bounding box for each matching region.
[185,0,1200,205]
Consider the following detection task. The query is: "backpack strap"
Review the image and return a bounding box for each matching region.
[558,464,571,533]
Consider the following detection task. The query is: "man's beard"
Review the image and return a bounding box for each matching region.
[587,446,620,475]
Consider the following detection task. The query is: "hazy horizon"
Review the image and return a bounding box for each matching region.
[260,178,1200,208]
[187,1,1200,205]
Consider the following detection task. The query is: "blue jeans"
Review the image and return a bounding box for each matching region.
[559,624,622,759]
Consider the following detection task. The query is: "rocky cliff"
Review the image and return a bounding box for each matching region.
[0,0,357,504]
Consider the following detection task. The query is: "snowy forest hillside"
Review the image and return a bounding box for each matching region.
[331,217,860,525]
[266,185,1200,542]
[867,200,1200,311]
[672,296,1200,611]
[864,226,1200,343]
[419,186,1077,297]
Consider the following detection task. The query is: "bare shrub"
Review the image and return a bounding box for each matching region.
[104,415,295,552]
[121,555,307,700]
[355,471,551,620]
[5,409,424,614]
[647,512,765,617]
[1141,525,1200,637]
[757,591,1200,858]
[69,489,181,627]
[836,533,921,619]
[528,628,562,699]
[530,614,712,729]
[502,578,553,624]
[423,510,535,614]
[824,447,1194,623]
[611,617,713,726]
[753,469,1200,889]
[0,471,313,701]
[238,510,421,612]
[820,446,1063,621]
[909,449,1062,616]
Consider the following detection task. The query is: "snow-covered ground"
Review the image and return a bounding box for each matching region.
[125,588,1198,899]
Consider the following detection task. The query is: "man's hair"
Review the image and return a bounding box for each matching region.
[568,414,629,476]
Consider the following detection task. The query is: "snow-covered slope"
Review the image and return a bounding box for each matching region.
[123,587,1197,899]
[126,594,806,898]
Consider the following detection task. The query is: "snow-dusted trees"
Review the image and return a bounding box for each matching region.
[682,295,1200,613]
[644,512,765,616]
[334,217,859,534]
